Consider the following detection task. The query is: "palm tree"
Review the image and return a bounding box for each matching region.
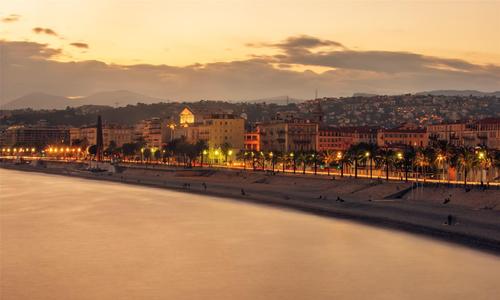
[195,140,208,167]
[436,140,455,183]
[377,148,395,181]
[347,144,366,179]
[297,151,309,174]
[454,146,478,189]
[279,152,288,173]
[362,143,378,179]
[402,147,416,182]
[476,146,493,184]
[415,147,435,182]
[221,142,231,164]
[311,151,321,175]
[143,148,152,162]
[269,151,279,172]
[323,150,337,176]
[237,150,248,170]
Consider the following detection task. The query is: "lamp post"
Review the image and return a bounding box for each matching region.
[269,152,274,172]
[228,150,233,165]
[290,152,296,174]
[214,149,220,166]
[202,149,207,167]
[478,151,485,185]
[336,151,343,177]
[365,151,372,178]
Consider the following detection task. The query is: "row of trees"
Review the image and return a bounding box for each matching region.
[84,137,498,186]
[237,141,499,187]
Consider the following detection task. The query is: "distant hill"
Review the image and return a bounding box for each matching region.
[246,95,303,104]
[2,90,164,110]
[416,90,500,97]
[1,92,71,110]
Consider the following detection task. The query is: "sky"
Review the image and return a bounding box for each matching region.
[1,0,500,103]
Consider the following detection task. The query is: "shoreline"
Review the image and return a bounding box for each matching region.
[1,162,500,255]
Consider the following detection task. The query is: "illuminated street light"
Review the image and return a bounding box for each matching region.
[203,150,208,155]
[365,151,370,157]
[397,152,403,159]
[228,150,233,156]
[478,152,485,159]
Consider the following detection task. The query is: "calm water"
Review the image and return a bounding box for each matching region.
[1,169,499,300]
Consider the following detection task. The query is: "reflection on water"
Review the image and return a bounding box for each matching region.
[1,169,499,300]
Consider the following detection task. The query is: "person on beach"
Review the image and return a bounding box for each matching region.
[202,182,207,191]
[446,214,454,225]
[241,188,246,196]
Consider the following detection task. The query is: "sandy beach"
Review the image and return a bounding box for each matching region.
[1,160,500,254]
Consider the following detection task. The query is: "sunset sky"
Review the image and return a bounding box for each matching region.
[1,0,499,102]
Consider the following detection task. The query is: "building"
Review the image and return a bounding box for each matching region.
[141,118,163,148]
[427,121,465,147]
[317,126,378,152]
[70,124,133,148]
[1,124,70,147]
[427,118,500,149]
[258,119,318,153]
[377,124,428,148]
[244,130,260,151]
[173,108,245,161]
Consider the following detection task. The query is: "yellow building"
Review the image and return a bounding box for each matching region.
[179,107,196,125]
[174,108,245,162]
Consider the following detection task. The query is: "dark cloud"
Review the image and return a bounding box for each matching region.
[1,39,499,104]
[70,42,89,49]
[248,35,345,51]
[32,27,58,36]
[0,41,62,60]
[274,35,345,50]
[255,35,499,74]
[2,14,20,23]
